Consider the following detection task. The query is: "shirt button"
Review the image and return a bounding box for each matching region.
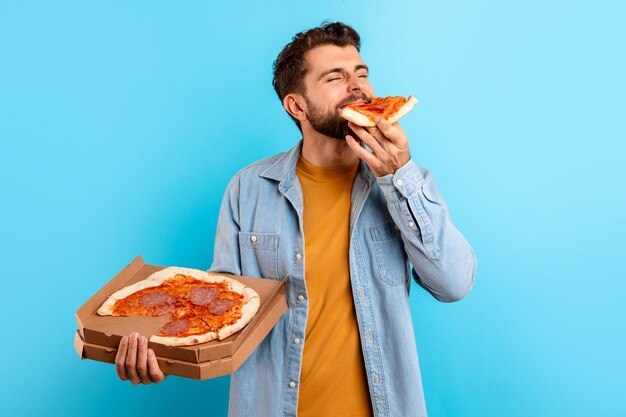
[289,381,296,388]
[296,253,302,260]
[250,235,257,242]
[408,221,415,228]
[396,179,404,186]
[293,338,300,344]
[297,295,304,301]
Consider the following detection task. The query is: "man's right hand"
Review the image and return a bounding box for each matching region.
[115,332,166,384]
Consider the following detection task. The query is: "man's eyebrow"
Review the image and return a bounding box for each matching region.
[317,64,369,81]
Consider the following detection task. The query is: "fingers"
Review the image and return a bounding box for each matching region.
[346,117,411,176]
[374,117,408,149]
[347,122,385,155]
[346,135,382,173]
[125,332,141,385]
[348,119,408,154]
[147,349,166,383]
[115,336,129,381]
[136,336,151,384]
[116,332,165,385]
[365,125,386,144]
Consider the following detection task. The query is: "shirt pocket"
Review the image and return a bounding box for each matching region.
[369,222,408,287]
[238,231,280,279]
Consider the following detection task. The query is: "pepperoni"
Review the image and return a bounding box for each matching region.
[160,318,189,336]
[150,303,176,316]
[189,286,218,305]
[139,292,175,307]
[207,298,235,315]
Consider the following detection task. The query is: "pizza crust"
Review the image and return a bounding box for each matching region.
[387,96,419,124]
[97,267,261,346]
[217,291,261,340]
[340,96,419,127]
[341,108,376,127]
[149,331,218,346]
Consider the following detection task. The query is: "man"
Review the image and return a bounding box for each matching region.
[115,22,476,417]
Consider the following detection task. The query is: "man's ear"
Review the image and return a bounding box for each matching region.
[283,93,307,122]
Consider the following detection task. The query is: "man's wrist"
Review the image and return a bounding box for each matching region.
[376,159,427,198]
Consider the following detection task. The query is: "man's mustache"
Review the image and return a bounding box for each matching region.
[337,93,372,109]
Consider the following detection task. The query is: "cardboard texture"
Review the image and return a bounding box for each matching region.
[75,331,232,380]
[75,256,288,380]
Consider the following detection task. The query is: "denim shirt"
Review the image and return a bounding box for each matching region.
[210,140,477,417]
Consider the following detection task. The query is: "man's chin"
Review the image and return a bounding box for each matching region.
[307,108,352,140]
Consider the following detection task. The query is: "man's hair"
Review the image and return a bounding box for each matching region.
[272,21,361,131]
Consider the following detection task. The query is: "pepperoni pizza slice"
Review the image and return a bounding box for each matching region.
[97,267,260,347]
[340,95,419,127]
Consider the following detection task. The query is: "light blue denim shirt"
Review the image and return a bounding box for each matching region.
[210,140,477,417]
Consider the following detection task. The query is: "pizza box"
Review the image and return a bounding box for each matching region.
[75,256,288,365]
[74,330,250,380]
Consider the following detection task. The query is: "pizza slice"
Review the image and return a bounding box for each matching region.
[340,95,419,127]
[97,267,260,347]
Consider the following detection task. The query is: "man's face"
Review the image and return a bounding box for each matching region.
[300,44,375,140]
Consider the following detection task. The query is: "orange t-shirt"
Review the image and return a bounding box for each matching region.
[295,156,373,417]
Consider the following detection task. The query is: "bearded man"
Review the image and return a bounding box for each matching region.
[115,21,477,417]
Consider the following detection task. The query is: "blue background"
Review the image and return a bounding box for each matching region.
[1,1,624,416]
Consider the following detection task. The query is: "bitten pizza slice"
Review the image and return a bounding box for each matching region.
[340,95,419,127]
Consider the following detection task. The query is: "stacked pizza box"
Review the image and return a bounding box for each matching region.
[74,256,288,380]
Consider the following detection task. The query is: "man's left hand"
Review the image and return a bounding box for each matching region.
[345,117,410,177]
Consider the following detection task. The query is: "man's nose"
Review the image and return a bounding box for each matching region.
[347,74,363,92]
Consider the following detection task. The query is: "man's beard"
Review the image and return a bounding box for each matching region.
[304,92,371,140]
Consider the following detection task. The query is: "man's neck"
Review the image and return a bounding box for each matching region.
[301,128,360,168]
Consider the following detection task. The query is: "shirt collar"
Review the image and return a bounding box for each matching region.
[259,139,375,189]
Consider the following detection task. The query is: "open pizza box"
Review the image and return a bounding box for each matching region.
[74,256,288,380]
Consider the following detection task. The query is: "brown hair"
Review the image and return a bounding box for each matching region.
[272,21,361,131]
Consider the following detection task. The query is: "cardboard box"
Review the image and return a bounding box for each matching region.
[74,256,288,379]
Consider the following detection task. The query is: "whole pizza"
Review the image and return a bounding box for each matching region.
[97,267,260,347]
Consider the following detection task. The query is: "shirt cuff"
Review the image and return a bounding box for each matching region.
[376,159,428,199]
